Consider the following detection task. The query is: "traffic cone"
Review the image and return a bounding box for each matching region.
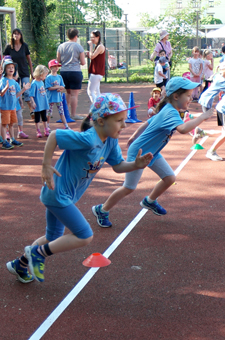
[191,144,204,150]
[57,93,75,123]
[125,92,142,123]
[82,253,111,267]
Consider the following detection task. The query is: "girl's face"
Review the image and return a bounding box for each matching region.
[175,89,193,111]
[192,50,199,58]
[100,110,127,140]
[90,33,99,45]
[5,64,15,77]
[152,91,161,101]
[40,71,48,81]
[206,53,213,60]
[13,31,21,41]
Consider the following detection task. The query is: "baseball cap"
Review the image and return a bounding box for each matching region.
[90,93,139,121]
[166,77,200,97]
[152,87,162,93]
[48,59,61,68]
[159,56,167,64]
[2,59,18,77]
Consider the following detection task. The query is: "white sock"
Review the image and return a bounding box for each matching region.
[100,206,109,213]
[146,197,155,203]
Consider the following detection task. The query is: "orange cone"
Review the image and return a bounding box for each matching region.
[82,253,111,267]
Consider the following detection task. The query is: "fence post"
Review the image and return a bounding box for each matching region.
[103,22,107,83]
[124,14,129,82]
[86,26,90,78]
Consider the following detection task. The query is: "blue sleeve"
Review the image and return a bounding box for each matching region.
[105,140,124,166]
[29,82,36,97]
[45,76,51,89]
[56,129,93,150]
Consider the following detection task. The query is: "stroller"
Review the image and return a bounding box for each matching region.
[108,54,117,69]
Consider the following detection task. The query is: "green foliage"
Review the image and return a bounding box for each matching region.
[201,16,222,24]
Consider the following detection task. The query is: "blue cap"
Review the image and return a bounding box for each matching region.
[2,59,18,77]
[90,93,139,121]
[159,56,167,64]
[166,77,200,97]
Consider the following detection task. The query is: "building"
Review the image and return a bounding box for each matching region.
[160,0,225,24]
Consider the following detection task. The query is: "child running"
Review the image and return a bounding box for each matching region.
[6,93,152,283]
[199,61,225,160]
[147,87,161,118]
[92,77,213,228]
[30,65,49,138]
[0,60,30,149]
[45,59,69,131]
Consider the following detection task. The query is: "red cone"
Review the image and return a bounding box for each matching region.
[82,253,111,267]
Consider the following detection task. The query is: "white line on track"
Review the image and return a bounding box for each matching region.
[28,136,208,340]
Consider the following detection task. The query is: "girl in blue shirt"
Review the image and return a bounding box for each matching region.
[92,77,214,228]
[6,93,152,283]
[45,59,68,130]
[30,65,49,138]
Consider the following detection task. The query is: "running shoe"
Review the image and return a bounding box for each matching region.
[25,245,45,282]
[37,129,42,138]
[6,259,34,283]
[44,128,49,137]
[11,139,23,147]
[206,150,223,161]
[140,197,167,215]
[18,131,29,139]
[92,204,112,228]
[2,140,14,149]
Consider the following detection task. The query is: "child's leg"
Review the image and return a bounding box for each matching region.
[1,124,7,140]
[16,109,28,138]
[41,110,48,135]
[57,102,68,128]
[8,123,14,139]
[47,103,54,127]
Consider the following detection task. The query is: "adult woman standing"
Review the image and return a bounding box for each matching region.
[86,30,105,103]
[150,30,172,78]
[57,28,85,120]
[3,28,34,126]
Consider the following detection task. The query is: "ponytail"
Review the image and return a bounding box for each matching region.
[155,97,169,113]
[81,114,93,131]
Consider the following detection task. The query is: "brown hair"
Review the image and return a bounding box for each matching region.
[11,28,24,49]
[192,46,200,53]
[67,28,79,40]
[156,88,187,113]
[91,30,101,51]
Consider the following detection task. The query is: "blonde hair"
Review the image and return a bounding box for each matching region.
[33,65,49,78]
[192,46,200,53]
[203,49,213,59]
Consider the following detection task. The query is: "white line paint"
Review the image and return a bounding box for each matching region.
[28,136,208,340]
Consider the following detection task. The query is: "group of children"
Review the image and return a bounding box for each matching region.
[0,58,69,150]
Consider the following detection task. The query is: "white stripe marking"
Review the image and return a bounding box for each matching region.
[28,136,208,340]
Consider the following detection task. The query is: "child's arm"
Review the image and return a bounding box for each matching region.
[16,82,31,98]
[29,96,36,110]
[112,149,153,173]
[197,63,203,76]
[177,109,214,134]
[42,130,61,190]
[0,80,9,96]
[189,63,195,76]
[127,121,149,147]
[158,71,167,79]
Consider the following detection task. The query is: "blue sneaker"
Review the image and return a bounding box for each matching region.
[25,245,45,282]
[6,259,34,283]
[2,140,14,149]
[92,204,112,228]
[140,197,167,215]
[11,139,23,147]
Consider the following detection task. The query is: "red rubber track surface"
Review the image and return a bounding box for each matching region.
[1,83,225,340]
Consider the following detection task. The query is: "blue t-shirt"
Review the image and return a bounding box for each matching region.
[199,74,225,109]
[216,95,225,114]
[220,55,225,63]
[45,74,65,103]
[30,79,49,112]
[40,127,124,207]
[0,77,21,110]
[127,103,183,165]
[16,97,21,111]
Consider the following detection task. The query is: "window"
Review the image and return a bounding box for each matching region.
[191,0,201,8]
[177,0,182,8]
[208,0,214,7]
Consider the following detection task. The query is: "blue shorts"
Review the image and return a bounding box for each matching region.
[45,204,93,241]
[60,71,83,90]
[19,76,30,102]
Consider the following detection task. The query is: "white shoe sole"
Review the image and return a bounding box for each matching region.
[206,153,223,161]
[6,261,34,283]
[91,206,112,228]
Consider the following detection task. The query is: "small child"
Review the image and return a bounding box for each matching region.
[188,46,203,101]
[202,49,214,93]
[45,59,69,131]
[30,65,49,138]
[147,87,161,118]
[154,56,167,92]
[0,60,30,149]
[6,93,152,283]
[158,49,170,85]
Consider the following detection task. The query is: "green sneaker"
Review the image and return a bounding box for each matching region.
[6,259,34,283]
[25,245,45,282]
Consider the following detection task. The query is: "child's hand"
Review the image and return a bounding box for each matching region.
[87,41,92,45]
[127,136,135,147]
[41,164,61,190]
[134,149,153,169]
[202,108,214,120]
[23,82,31,90]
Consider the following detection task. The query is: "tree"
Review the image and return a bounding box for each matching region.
[201,15,222,24]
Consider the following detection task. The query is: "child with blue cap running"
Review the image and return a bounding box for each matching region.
[6,93,153,283]
[92,77,214,228]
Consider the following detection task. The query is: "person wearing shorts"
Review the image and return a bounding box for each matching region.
[57,28,85,119]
